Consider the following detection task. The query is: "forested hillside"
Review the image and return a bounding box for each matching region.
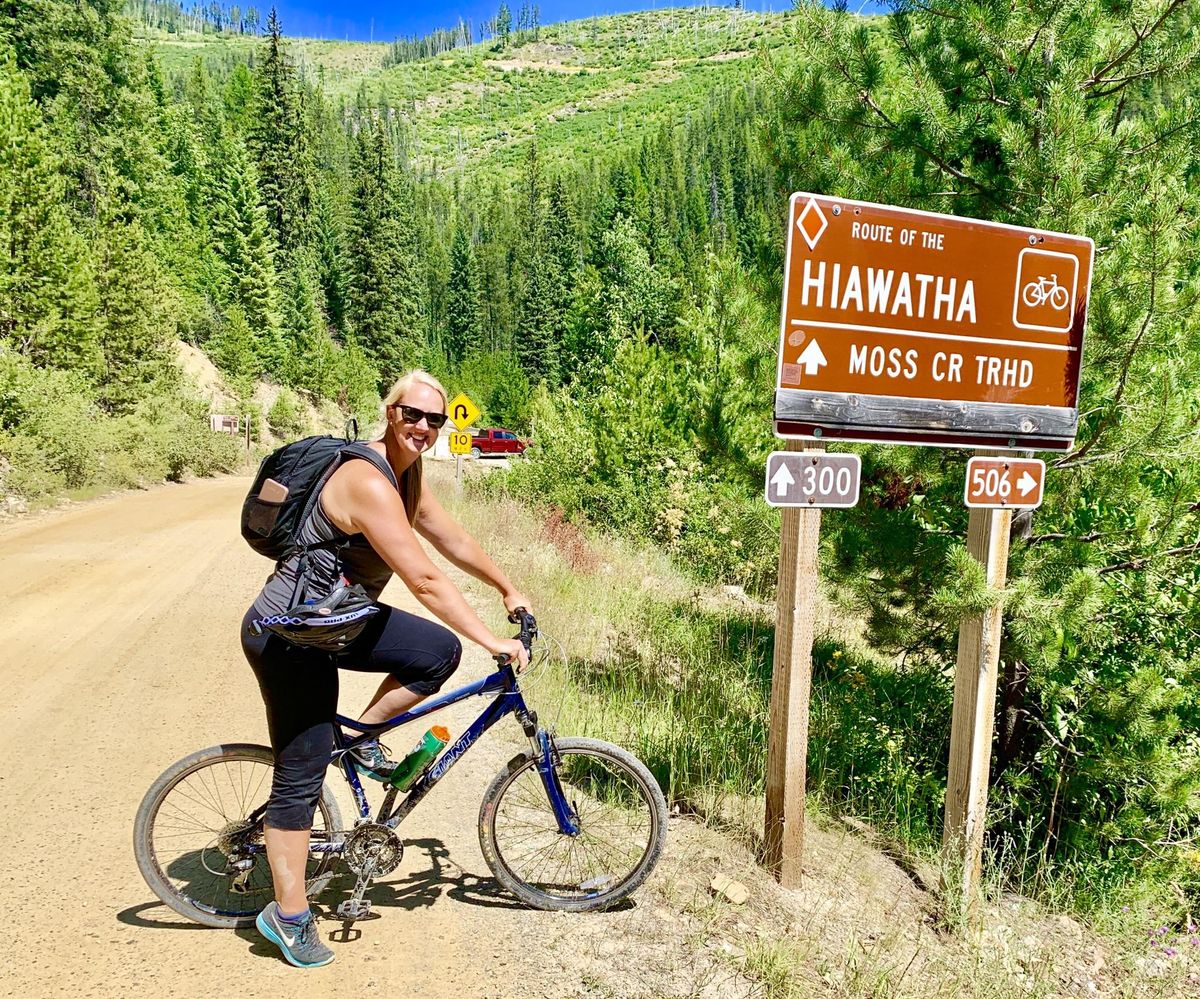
[3,0,1199,942]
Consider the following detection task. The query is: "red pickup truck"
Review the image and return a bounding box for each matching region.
[469,428,529,459]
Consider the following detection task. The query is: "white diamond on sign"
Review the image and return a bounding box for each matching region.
[796,197,828,251]
[764,452,861,508]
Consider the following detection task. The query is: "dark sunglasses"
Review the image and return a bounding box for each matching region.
[392,403,448,429]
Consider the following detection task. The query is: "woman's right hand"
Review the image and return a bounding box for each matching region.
[489,636,530,670]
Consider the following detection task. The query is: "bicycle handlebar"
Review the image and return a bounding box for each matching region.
[493,607,537,668]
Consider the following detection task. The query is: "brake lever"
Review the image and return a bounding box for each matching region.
[496,606,537,672]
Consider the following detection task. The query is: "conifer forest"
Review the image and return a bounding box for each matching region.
[3,0,1199,931]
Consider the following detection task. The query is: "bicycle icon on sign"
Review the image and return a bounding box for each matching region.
[1021,274,1070,311]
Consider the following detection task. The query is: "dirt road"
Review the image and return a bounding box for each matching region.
[0,476,737,998]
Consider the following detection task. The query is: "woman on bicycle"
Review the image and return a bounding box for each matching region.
[240,368,530,968]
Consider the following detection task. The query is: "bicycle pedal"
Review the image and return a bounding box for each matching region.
[336,898,372,921]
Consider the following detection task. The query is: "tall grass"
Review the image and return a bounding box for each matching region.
[439,470,1191,925]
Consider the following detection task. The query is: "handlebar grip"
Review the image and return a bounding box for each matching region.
[507,606,537,629]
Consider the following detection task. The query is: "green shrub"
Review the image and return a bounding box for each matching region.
[0,350,240,498]
[267,387,307,438]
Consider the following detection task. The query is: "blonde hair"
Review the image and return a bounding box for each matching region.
[381,369,448,526]
[382,369,448,410]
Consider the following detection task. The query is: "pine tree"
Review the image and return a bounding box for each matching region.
[445,222,478,364]
[473,199,513,354]
[496,3,512,47]
[344,124,424,384]
[280,247,336,397]
[208,303,257,398]
[222,63,255,135]
[94,217,177,413]
[247,7,314,255]
[770,0,1200,878]
[0,44,101,378]
[313,186,349,338]
[4,0,166,221]
[512,141,571,383]
[207,133,283,365]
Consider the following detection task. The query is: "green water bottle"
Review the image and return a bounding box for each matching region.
[387,725,450,790]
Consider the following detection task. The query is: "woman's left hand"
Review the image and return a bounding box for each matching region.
[503,591,534,619]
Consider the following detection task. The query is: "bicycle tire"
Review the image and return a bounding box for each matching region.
[478,737,667,913]
[133,744,343,929]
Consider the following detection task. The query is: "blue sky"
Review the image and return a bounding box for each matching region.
[268,2,890,43]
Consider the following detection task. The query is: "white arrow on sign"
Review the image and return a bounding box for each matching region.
[796,339,827,377]
[770,462,795,498]
[1017,471,1038,496]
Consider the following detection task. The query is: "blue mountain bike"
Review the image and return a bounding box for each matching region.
[133,611,667,928]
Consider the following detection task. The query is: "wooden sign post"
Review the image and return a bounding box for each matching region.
[764,441,824,887]
[770,192,1094,914]
[942,492,1012,923]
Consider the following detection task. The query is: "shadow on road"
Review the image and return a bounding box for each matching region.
[120,834,633,950]
[116,901,215,931]
[319,837,526,921]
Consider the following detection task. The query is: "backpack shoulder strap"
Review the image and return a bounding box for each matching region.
[282,443,399,566]
[338,442,399,492]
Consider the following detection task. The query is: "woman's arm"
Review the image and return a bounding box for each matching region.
[320,462,525,662]
[414,488,532,615]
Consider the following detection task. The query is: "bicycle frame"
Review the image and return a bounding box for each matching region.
[273,661,579,855]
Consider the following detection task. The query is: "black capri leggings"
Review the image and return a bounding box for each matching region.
[240,604,462,830]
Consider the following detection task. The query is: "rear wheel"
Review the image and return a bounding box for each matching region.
[133,744,342,929]
[470,446,481,459]
[479,737,667,912]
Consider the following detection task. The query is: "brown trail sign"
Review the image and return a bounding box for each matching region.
[964,456,1045,510]
[775,194,1093,450]
[764,194,1092,924]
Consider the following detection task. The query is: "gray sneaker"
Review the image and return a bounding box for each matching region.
[255,902,334,968]
[350,739,398,782]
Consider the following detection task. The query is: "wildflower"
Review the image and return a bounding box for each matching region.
[1163,947,1177,958]
[832,650,843,660]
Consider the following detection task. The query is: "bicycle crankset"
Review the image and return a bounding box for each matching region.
[343,822,404,877]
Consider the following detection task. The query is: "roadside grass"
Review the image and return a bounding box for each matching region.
[433,465,1200,996]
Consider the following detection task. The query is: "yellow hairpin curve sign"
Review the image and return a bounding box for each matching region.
[446,392,480,431]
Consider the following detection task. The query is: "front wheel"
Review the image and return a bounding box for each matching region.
[479,737,667,912]
[133,744,343,929]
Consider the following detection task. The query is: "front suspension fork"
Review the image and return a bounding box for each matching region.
[533,729,580,836]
